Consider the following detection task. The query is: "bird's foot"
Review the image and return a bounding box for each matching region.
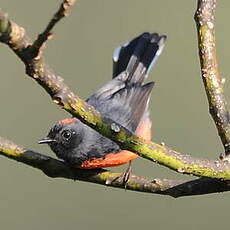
[105,161,132,189]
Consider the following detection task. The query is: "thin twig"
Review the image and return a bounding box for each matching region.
[0,6,230,180]
[0,136,229,197]
[30,0,76,58]
[194,0,230,159]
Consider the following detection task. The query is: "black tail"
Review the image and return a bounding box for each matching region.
[112,32,166,83]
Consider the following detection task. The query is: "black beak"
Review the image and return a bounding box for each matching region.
[38,137,56,144]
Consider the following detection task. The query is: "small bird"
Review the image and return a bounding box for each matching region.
[39,32,166,174]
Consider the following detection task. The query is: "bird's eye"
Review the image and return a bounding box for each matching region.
[61,130,72,140]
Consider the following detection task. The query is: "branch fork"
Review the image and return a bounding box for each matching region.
[0,0,230,197]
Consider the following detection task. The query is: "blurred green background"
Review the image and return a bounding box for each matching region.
[0,0,229,229]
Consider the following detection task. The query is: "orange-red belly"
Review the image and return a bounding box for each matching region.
[77,118,152,169]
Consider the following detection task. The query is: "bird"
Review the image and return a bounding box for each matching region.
[39,32,166,180]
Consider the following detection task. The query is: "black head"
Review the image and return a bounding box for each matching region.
[38,118,83,161]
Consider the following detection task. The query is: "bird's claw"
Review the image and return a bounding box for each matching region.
[105,161,132,189]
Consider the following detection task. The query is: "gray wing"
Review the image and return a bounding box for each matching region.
[86,73,154,132]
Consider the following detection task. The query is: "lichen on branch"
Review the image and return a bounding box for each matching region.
[195,0,230,158]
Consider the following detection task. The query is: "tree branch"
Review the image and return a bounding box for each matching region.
[30,0,76,58]
[0,137,229,197]
[194,0,230,159]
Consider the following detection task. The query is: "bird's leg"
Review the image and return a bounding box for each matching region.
[105,161,132,189]
[121,160,132,188]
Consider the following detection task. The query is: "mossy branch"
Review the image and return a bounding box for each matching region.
[0,0,230,196]
[0,137,229,197]
[195,0,230,159]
